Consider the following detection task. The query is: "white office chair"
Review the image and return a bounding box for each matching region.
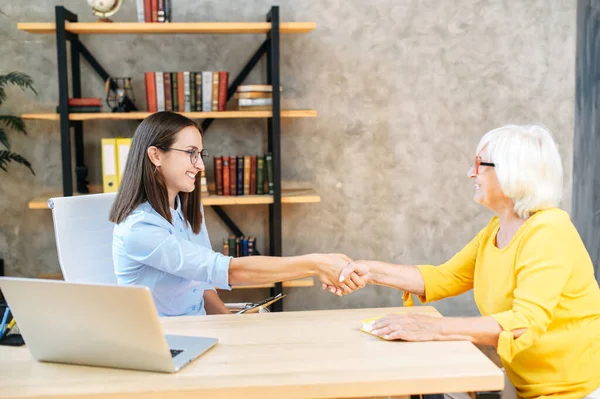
[49,193,118,284]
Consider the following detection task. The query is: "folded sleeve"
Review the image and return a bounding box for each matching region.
[490,224,572,362]
[403,230,481,306]
[123,216,231,290]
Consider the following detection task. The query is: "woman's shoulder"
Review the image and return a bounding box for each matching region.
[114,201,170,231]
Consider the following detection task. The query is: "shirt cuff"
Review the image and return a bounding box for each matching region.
[211,255,232,290]
[491,310,541,363]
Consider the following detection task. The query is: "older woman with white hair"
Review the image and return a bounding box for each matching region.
[335,125,600,399]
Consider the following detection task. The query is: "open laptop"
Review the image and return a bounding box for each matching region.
[0,277,217,373]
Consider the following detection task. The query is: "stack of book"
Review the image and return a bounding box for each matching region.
[235,84,283,111]
[213,154,273,196]
[145,71,229,113]
[200,170,208,194]
[57,98,102,113]
[224,236,256,257]
[136,0,172,23]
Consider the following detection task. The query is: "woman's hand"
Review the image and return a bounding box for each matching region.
[364,313,443,341]
[313,254,367,296]
[321,259,373,294]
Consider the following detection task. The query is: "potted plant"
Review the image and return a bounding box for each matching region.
[0,72,36,281]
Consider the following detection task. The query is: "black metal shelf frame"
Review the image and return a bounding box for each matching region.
[53,5,284,311]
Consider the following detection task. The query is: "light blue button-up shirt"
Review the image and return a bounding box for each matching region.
[112,196,232,316]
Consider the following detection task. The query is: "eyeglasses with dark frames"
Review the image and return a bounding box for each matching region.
[475,156,495,174]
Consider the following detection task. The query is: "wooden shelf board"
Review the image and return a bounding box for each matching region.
[21,110,317,121]
[29,188,320,210]
[17,22,316,35]
[36,273,315,290]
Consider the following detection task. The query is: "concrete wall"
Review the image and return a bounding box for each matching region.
[0,0,576,315]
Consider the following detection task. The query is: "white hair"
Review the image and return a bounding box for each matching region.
[476,124,563,219]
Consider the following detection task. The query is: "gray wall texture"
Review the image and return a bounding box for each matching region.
[0,0,576,316]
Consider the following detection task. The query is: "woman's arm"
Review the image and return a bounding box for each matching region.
[203,290,230,315]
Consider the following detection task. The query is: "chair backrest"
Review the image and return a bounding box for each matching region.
[49,193,118,284]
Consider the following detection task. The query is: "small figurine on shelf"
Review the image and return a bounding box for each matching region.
[105,77,137,112]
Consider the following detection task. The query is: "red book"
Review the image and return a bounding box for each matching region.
[229,156,237,196]
[250,155,257,195]
[163,72,172,111]
[177,72,185,112]
[68,98,102,106]
[222,156,230,196]
[144,72,157,113]
[143,0,151,22]
[151,0,158,22]
[217,71,228,111]
[214,156,223,195]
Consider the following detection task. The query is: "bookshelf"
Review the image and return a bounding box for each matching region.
[19,5,318,311]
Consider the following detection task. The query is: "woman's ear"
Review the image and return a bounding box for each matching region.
[147,146,162,167]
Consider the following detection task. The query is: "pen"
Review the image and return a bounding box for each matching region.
[0,307,9,339]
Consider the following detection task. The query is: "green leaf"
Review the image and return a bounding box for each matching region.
[0,127,9,150]
[0,72,37,95]
[0,115,26,135]
[0,150,35,175]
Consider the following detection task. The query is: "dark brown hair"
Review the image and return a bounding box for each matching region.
[109,111,204,233]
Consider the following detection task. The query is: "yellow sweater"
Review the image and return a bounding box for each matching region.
[406,208,600,399]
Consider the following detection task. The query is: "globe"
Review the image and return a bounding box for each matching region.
[87,0,123,21]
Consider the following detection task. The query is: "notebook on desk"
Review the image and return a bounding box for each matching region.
[0,277,217,373]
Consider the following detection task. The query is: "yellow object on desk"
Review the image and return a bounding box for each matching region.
[360,314,397,340]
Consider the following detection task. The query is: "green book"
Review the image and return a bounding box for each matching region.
[190,72,196,112]
[256,157,264,195]
[228,235,236,258]
[171,72,178,112]
[265,153,273,195]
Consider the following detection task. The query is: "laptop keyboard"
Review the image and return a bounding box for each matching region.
[170,349,184,358]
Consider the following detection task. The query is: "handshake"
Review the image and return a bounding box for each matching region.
[313,253,372,296]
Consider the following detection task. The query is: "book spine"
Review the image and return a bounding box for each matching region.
[144,72,157,113]
[236,156,244,196]
[201,71,212,112]
[248,237,255,256]
[200,170,208,193]
[256,157,264,195]
[157,0,165,22]
[218,71,228,111]
[68,98,102,106]
[163,72,172,111]
[155,72,165,111]
[171,72,178,112]
[222,156,230,196]
[151,0,158,22]
[164,0,171,22]
[265,153,273,195]
[223,239,229,256]
[143,0,151,22]
[229,155,237,196]
[57,106,102,113]
[242,237,248,257]
[238,98,273,106]
[177,72,184,112]
[136,0,145,22]
[211,72,219,111]
[243,155,251,195]
[195,72,202,112]
[250,155,257,195]
[235,237,241,257]
[189,72,196,112]
[228,236,236,258]
[214,156,223,195]
[183,71,191,112]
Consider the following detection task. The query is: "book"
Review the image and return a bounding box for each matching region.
[265,153,273,195]
[238,98,272,107]
[217,71,228,111]
[200,170,208,193]
[183,71,191,112]
[229,155,237,196]
[163,72,172,111]
[144,72,157,113]
[171,72,179,112]
[238,105,273,111]
[256,157,264,195]
[237,84,283,93]
[222,156,230,196]
[177,72,184,112]
[189,72,196,112]
[151,0,158,22]
[248,237,256,256]
[155,72,165,111]
[157,0,165,22]
[164,0,171,22]
[250,155,257,195]
[136,0,145,23]
[223,239,229,256]
[242,237,248,257]
[201,71,212,112]
[68,98,102,106]
[211,72,219,111]
[228,236,236,258]
[243,155,251,195]
[194,72,202,112]
[236,156,244,196]
[214,156,223,195]
[56,105,101,113]
[143,0,151,22]
[235,237,241,257]
[234,92,272,99]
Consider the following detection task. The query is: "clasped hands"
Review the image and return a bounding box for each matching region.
[315,256,372,296]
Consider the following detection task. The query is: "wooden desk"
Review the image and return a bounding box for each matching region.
[0,307,503,399]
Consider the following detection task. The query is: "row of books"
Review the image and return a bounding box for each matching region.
[224,236,257,257]
[214,154,273,196]
[56,97,103,113]
[144,71,229,113]
[136,0,172,23]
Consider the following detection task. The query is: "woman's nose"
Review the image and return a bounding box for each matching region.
[467,165,476,178]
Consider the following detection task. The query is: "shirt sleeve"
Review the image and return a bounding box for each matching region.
[122,214,232,290]
[490,223,572,363]
[403,228,483,306]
